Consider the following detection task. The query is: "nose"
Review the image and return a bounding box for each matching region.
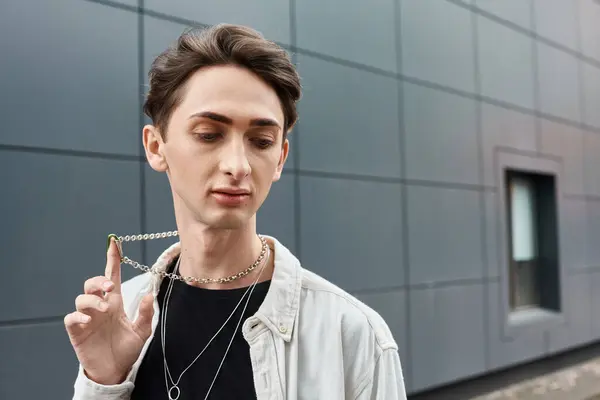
[219,137,251,180]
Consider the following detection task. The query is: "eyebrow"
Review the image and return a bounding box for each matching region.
[189,111,281,129]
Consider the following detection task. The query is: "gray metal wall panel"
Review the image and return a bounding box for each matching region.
[539,120,585,195]
[296,55,402,178]
[400,0,476,93]
[583,131,600,196]
[403,83,480,185]
[0,0,140,155]
[0,152,142,322]
[296,0,398,72]
[474,0,532,30]
[406,185,484,284]
[477,16,535,109]
[298,176,405,292]
[579,0,600,62]
[533,0,579,51]
[480,104,538,187]
[583,64,600,129]
[144,0,291,45]
[410,284,487,391]
[537,42,582,123]
[0,323,78,399]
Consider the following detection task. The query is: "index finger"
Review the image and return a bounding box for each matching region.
[105,234,123,295]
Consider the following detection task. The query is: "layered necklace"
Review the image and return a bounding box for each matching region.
[108,231,269,285]
[108,231,271,400]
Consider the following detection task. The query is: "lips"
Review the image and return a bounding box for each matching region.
[212,188,250,195]
[211,188,251,206]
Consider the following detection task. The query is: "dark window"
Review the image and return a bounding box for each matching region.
[505,169,561,313]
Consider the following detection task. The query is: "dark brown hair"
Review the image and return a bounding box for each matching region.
[143,23,301,139]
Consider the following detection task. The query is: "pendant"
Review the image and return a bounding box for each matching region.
[168,385,181,400]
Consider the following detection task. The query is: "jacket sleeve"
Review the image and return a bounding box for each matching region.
[354,348,408,400]
[72,365,134,400]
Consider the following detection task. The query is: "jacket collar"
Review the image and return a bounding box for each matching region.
[147,235,302,342]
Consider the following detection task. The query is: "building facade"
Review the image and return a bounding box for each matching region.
[1,0,599,398]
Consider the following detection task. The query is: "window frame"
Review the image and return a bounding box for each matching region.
[495,149,566,339]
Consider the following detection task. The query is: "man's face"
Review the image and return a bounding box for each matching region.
[143,64,289,229]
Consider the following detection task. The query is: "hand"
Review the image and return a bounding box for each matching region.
[64,237,155,385]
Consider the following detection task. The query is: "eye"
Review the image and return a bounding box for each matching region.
[252,138,274,149]
[196,133,222,142]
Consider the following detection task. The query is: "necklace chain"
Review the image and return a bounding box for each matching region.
[113,231,268,285]
[109,229,271,400]
[161,243,271,400]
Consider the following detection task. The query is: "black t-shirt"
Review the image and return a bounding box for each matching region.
[131,258,270,399]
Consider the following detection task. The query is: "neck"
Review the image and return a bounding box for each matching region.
[175,218,273,289]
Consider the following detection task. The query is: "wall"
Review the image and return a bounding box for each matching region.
[0,0,599,398]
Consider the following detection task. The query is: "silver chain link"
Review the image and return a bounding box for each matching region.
[115,230,268,285]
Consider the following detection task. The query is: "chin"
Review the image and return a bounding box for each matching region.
[201,209,254,230]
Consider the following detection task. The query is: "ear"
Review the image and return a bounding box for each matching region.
[143,124,168,172]
[272,137,289,182]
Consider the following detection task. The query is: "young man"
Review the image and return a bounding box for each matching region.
[64,24,407,399]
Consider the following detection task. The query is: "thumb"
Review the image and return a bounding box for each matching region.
[132,293,155,340]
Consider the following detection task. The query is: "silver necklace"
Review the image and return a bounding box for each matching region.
[161,242,271,400]
[108,232,269,285]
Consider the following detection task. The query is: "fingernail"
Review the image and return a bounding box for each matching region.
[102,281,113,290]
[99,301,109,311]
[106,234,116,252]
[81,315,91,323]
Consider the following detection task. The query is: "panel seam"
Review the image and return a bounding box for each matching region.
[470,5,491,371]
[393,0,413,390]
[138,0,147,266]
[289,0,301,257]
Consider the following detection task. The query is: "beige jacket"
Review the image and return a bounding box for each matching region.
[72,236,407,399]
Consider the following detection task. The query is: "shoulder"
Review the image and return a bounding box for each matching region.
[270,236,396,350]
[298,266,398,351]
